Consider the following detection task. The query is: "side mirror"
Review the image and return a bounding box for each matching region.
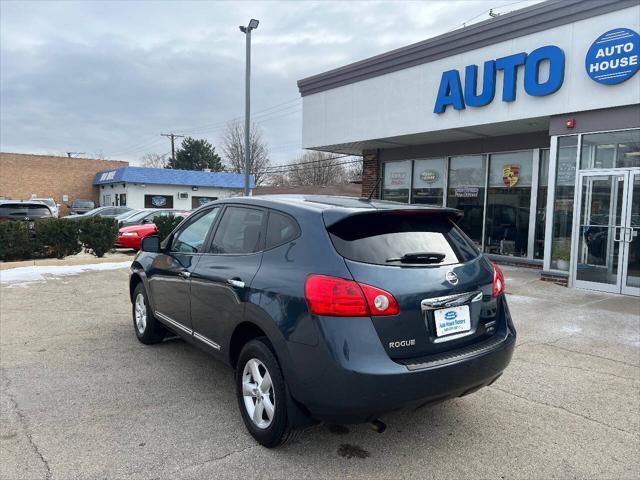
[142,218,151,224]
[141,235,161,253]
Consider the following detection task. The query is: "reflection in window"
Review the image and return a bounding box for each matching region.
[172,208,220,253]
[484,151,533,257]
[534,149,550,260]
[382,160,411,203]
[412,158,445,206]
[551,136,578,270]
[580,129,640,169]
[447,155,486,245]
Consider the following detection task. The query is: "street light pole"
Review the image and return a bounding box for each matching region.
[239,19,259,196]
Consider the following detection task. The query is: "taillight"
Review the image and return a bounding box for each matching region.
[492,262,506,297]
[304,275,399,317]
[359,283,400,315]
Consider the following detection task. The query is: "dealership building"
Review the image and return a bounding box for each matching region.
[298,0,640,296]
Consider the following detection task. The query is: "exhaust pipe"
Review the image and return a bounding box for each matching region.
[369,419,386,433]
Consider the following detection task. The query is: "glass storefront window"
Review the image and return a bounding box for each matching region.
[447,155,486,245]
[412,158,445,205]
[484,151,533,257]
[534,149,549,259]
[580,129,640,169]
[550,136,578,270]
[382,160,411,203]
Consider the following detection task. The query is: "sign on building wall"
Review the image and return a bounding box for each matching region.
[585,28,639,85]
[434,27,639,113]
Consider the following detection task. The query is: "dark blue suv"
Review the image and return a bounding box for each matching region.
[129,195,515,447]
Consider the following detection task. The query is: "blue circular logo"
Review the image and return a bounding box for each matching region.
[585,28,640,85]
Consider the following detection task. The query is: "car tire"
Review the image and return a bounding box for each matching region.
[236,338,296,448]
[132,283,166,345]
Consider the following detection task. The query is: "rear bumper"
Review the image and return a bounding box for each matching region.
[283,313,516,424]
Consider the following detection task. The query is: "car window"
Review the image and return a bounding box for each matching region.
[171,208,220,254]
[72,200,94,209]
[328,212,479,266]
[210,207,265,254]
[0,204,51,217]
[266,211,300,249]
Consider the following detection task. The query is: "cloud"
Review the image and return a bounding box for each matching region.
[0,0,543,165]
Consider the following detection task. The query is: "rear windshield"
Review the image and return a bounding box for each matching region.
[0,204,52,217]
[72,200,94,208]
[328,213,479,266]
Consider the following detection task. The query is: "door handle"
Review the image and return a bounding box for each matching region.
[613,226,624,242]
[178,271,191,279]
[227,278,245,288]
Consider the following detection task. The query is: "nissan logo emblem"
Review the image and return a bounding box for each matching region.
[446,271,459,285]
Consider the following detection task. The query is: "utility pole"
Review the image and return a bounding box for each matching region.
[161,133,185,165]
[239,19,259,196]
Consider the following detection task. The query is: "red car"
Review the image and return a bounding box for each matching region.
[116,223,158,250]
[116,211,191,250]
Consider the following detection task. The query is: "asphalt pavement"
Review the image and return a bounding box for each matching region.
[0,265,638,479]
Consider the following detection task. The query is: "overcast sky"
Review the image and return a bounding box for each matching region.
[1,0,542,166]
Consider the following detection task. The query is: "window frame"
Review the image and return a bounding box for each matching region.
[166,206,222,255]
[204,204,269,256]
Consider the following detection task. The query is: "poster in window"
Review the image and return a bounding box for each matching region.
[144,195,173,208]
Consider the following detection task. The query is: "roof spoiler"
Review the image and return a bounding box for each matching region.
[323,207,464,228]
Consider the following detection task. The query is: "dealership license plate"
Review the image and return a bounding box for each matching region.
[434,305,471,337]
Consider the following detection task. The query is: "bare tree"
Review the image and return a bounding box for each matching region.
[221,120,271,186]
[282,151,358,186]
[140,152,168,168]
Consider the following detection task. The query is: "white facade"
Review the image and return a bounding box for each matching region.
[302,5,640,150]
[98,182,243,210]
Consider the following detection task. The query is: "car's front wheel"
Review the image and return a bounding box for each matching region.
[132,283,166,345]
[236,338,295,448]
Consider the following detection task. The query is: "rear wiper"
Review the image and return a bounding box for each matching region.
[385,252,446,264]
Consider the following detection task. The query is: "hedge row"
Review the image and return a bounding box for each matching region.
[0,217,119,262]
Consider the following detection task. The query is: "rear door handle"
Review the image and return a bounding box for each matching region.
[227,278,245,288]
[178,271,191,279]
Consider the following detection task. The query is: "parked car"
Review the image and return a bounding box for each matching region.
[119,209,189,227]
[116,210,190,250]
[115,209,144,224]
[129,196,516,447]
[0,200,53,234]
[68,199,96,215]
[32,198,60,218]
[63,206,132,220]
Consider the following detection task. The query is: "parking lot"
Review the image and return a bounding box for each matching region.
[1,264,638,479]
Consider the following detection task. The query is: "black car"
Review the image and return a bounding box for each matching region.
[129,196,515,447]
[68,199,96,215]
[64,206,132,220]
[0,201,52,233]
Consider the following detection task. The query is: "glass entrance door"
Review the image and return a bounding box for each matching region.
[572,169,640,296]
[621,172,640,296]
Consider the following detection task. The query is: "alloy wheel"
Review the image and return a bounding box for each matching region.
[134,293,147,334]
[242,358,275,429]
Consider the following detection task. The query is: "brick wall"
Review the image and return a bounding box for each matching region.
[361,151,380,198]
[0,153,128,216]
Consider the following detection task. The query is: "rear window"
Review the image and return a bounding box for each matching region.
[266,212,300,249]
[328,213,479,266]
[0,204,52,217]
[72,200,94,208]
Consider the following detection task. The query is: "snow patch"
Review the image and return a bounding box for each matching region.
[0,262,131,285]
